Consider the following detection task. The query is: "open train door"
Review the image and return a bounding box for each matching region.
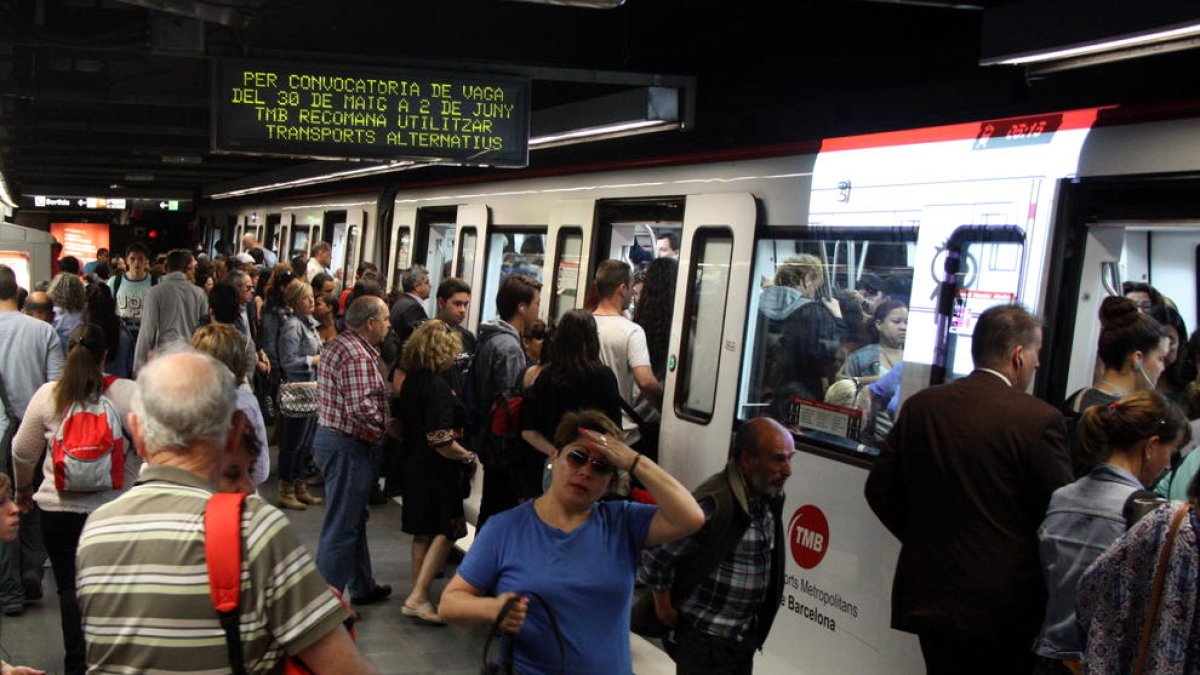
[543,200,595,324]
[453,204,489,333]
[659,192,757,489]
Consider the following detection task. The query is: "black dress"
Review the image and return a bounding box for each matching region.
[398,369,467,538]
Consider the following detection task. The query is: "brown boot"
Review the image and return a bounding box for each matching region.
[277,480,307,510]
[294,479,324,506]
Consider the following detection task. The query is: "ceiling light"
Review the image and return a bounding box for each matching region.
[207,161,416,199]
[529,119,680,149]
[982,19,1200,70]
[529,86,681,150]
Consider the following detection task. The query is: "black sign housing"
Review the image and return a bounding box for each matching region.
[213,58,530,167]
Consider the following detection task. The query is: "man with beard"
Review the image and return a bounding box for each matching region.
[637,417,793,674]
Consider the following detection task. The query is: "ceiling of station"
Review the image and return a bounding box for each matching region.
[3,0,1200,201]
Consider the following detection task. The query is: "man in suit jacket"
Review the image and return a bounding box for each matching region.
[389,264,430,350]
[865,304,1071,675]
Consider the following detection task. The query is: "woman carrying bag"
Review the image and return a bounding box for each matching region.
[276,281,323,510]
[12,323,139,675]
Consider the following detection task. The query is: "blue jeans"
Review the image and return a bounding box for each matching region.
[278,415,317,481]
[313,427,377,597]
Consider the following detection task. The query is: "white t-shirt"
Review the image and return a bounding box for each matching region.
[107,274,154,325]
[593,313,651,439]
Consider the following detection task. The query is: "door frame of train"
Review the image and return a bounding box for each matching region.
[454,204,489,333]
[659,192,757,490]
[543,199,596,323]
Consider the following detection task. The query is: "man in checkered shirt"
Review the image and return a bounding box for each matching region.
[638,418,794,674]
[313,295,394,606]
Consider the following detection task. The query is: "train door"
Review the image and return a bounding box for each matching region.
[544,200,595,324]
[387,207,416,291]
[657,193,754,489]
[476,226,547,332]
[328,210,366,289]
[453,204,489,329]
[264,213,282,263]
[412,205,459,317]
[287,212,321,263]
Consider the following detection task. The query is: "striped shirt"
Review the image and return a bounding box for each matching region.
[639,497,775,640]
[76,465,347,674]
[316,329,388,442]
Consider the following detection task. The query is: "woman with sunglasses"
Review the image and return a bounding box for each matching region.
[1034,390,1190,674]
[441,409,704,675]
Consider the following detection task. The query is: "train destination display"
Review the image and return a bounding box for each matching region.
[213,58,530,167]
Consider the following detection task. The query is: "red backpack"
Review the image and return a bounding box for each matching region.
[51,375,125,492]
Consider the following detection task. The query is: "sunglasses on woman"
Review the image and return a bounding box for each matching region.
[564,448,616,476]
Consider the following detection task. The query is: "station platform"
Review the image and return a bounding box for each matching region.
[0,480,675,674]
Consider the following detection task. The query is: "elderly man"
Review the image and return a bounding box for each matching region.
[865,305,1072,675]
[638,417,793,674]
[75,349,375,673]
[241,231,277,268]
[389,264,430,351]
[20,292,53,324]
[314,296,393,605]
[307,242,332,283]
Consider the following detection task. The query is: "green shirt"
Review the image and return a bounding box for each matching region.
[77,465,347,673]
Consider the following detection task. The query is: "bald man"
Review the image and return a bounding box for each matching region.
[22,292,53,324]
[638,417,794,674]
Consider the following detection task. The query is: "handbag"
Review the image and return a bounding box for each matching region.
[278,381,318,417]
[1132,502,1191,675]
[481,591,565,675]
[205,493,354,675]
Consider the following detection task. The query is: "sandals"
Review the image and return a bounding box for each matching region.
[402,600,446,626]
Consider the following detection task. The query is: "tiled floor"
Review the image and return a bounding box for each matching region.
[0,480,490,675]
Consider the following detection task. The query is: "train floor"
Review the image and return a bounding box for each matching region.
[0,477,492,675]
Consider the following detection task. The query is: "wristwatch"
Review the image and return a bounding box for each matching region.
[462,452,476,464]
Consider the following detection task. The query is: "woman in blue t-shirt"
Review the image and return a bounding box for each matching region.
[441,410,704,675]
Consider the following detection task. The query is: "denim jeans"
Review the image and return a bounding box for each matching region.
[42,510,89,675]
[313,427,377,597]
[278,415,317,482]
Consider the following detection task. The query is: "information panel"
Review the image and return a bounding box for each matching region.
[213,58,530,167]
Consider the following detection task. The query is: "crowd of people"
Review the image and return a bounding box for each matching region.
[6,228,1200,675]
[867,279,1200,675]
[0,232,793,675]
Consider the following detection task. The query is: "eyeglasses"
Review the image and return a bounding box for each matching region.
[564,448,615,476]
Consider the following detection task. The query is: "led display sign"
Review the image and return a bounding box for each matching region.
[213,58,530,167]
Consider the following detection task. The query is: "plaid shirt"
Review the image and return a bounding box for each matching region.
[639,496,775,640]
[316,329,388,442]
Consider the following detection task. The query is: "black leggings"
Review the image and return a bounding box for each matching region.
[42,510,89,675]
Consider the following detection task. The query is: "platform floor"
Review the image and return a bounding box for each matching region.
[0,479,491,675]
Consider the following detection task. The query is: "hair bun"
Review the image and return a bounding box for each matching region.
[1099,296,1140,330]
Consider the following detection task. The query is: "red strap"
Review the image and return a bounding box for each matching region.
[205,492,247,613]
[101,375,118,392]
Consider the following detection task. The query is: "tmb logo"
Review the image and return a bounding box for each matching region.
[788,505,830,569]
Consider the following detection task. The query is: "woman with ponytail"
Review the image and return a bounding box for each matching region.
[11,323,139,675]
[1035,390,1190,674]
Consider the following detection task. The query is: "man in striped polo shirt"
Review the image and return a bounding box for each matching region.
[76,349,377,674]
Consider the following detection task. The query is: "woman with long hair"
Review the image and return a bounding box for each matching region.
[11,323,139,675]
[275,281,324,510]
[47,273,86,353]
[633,257,678,381]
[522,309,622,462]
[83,283,133,379]
[396,320,474,625]
[1036,391,1190,674]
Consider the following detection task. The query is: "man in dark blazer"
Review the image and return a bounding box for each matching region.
[865,305,1072,675]
[389,264,430,349]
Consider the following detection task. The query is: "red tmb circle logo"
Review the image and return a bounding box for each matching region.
[788,505,830,569]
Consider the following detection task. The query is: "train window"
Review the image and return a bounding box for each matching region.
[943,238,1026,380]
[265,214,281,260]
[675,229,734,423]
[479,230,546,322]
[458,227,478,287]
[330,221,352,285]
[392,227,412,290]
[422,224,457,315]
[549,228,583,323]
[738,230,917,456]
[290,224,312,258]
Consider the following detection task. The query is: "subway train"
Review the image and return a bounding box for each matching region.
[198,98,1200,674]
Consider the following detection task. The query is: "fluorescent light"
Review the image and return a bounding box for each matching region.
[209,160,416,199]
[987,20,1200,66]
[0,172,16,209]
[529,119,680,149]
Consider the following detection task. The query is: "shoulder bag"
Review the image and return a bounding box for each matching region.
[205,492,354,675]
[481,591,565,675]
[1132,502,1191,675]
[276,318,318,418]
